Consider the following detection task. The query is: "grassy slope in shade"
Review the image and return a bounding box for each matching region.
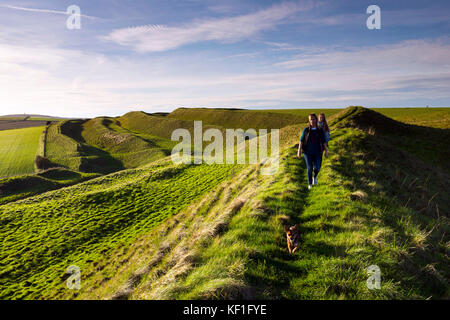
[331,106,450,172]
[0,158,242,299]
[0,126,45,178]
[46,116,177,175]
[81,117,168,169]
[45,120,85,171]
[0,168,99,205]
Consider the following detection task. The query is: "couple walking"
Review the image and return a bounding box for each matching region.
[297,113,330,189]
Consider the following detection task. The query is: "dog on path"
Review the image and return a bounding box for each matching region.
[284,224,299,254]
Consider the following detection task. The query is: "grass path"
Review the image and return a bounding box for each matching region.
[241,129,448,299]
[138,126,448,299]
[0,126,44,178]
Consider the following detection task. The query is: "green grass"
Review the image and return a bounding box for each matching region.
[81,117,168,169]
[0,158,243,299]
[254,108,343,121]
[0,168,99,205]
[0,126,45,178]
[372,107,450,129]
[259,107,450,129]
[0,106,448,300]
[45,120,85,172]
[89,107,448,300]
[168,108,307,130]
[119,111,199,140]
[46,118,172,174]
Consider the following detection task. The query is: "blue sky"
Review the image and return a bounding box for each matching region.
[0,0,449,117]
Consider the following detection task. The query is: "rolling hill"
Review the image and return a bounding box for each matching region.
[167,107,306,130]
[0,106,448,299]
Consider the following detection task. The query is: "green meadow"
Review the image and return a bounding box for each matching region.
[0,106,448,300]
[0,126,45,178]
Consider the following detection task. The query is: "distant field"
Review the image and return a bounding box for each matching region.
[256,108,343,120]
[0,116,27,121]
[27,117,63,121]
[0,126,45,178]
[373,107,450,128]
[0,115,66,122]
[0,120,50,131]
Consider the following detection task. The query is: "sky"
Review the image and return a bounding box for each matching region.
[0,0,450,117]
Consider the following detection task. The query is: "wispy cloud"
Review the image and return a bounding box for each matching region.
[104,1,316,52]
[0,4,100,20]
[275,38,450,71]
[2,36,449,118]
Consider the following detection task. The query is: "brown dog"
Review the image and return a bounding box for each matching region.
[284,224,299,254]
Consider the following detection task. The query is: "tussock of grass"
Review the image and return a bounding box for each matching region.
[349,190,368,202]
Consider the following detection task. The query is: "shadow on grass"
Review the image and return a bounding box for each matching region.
[329,129,449,298]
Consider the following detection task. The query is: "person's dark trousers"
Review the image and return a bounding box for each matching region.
[319,151,323,168]
[319,143,328,169]
[303,152,321,185]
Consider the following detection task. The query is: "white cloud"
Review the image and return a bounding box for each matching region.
[104,2,315,52]
[275,38,450,72]
[1,37,450,118]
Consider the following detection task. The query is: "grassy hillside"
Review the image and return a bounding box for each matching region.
[0,157,243,299]
[0,126,45,178]
[168,108,306,130]
[372,107,450,129]
[256,108,343,122]
[46,120,89,172]
[102,107,447,300]
[46,117,172,174]
[263,107,450,129]
[118,111,197,140]
[81,117,168,169]
[0,168,99,205]
[331,107,450,172]
[0,106,448,300]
